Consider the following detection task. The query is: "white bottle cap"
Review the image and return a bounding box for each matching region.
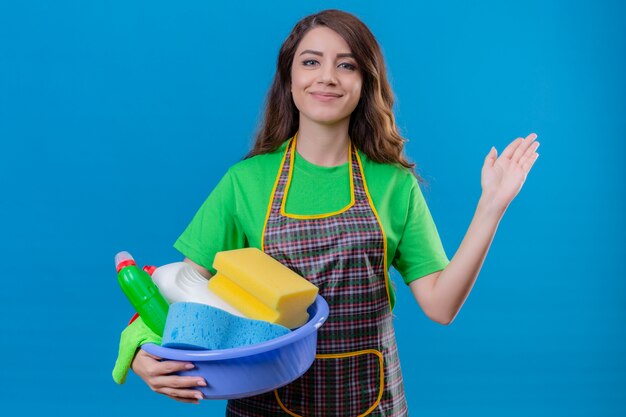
[115,251,135,270]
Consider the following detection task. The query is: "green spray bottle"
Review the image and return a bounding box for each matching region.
[115,251,169,336]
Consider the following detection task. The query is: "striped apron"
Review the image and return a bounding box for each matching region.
[226,136,408,416]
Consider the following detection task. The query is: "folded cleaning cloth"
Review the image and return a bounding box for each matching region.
[112,316,162,384]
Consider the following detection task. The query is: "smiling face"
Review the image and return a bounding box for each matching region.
[290,26,363,128]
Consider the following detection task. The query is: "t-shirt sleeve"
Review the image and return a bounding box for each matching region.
[173,169,246,274]
[392,179,450,285]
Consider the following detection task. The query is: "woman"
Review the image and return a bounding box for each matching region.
[115,9,539,416]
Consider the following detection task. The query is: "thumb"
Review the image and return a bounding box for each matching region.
[138,349,162,361]
[484,146,497,167]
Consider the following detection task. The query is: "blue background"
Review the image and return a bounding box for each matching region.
[1,0,624,415]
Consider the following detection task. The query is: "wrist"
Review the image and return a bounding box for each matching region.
[477,193,507,220]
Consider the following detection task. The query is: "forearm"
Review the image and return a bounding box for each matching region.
[430,195,506,323]
[184,257,213,279]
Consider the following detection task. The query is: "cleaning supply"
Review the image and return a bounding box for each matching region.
[151,262,245,317]
[208,248,318,329]
[112,316,162,384]
[116,251,169,336]
[161,302,290,350]
[141,295,329,399]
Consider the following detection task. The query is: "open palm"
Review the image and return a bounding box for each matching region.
[481,133,540,211]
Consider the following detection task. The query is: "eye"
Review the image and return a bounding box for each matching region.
[338,62,357,71]
[302,59,319,66]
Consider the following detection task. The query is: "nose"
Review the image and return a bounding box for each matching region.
[317,63,338,85]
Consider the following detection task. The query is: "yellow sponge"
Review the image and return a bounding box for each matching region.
[208,248,318,329]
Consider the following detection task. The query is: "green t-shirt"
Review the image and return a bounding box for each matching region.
[174,141,449,309]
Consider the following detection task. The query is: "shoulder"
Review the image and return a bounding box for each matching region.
[357,150,418,195]
[217,143,286,194]
[226,141,289,186]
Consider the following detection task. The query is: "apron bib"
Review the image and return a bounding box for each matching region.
[227,136,408,417]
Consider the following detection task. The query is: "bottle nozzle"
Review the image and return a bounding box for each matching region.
[115,251,137,273]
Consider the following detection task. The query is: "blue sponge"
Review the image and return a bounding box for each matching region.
[161,302,291,350]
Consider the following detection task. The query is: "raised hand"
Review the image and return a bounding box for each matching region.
[480,133,540,213]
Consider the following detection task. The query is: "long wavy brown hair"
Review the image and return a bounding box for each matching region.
[247,9,420,178]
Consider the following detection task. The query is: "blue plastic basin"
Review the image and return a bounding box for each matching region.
[142,295,329,399]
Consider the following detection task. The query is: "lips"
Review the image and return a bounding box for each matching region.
[309,91,343,102]
[310,91,342,97]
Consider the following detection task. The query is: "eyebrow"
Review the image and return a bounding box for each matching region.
[299,49,354,59]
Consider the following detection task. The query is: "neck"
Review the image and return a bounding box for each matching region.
[295,118,350,167]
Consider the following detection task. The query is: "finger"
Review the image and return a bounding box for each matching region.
[134,348,161,361]
[168,396,200,404]
[500,137,524,160]
[141,351,163,361]
[153,360,196,375]
[159,386,204,402]
[511,134,537,163]
[162,390,202,404]
[484,147,497,167]
[150,374,207,389]
[518,142,540,168]
[521,152,539,173]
